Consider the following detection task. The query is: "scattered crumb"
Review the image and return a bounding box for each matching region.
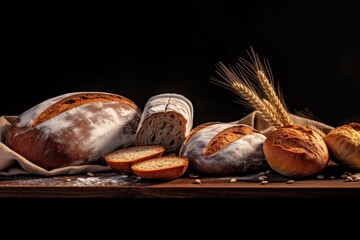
[345,176,353,182]
[265,170,271,174]
[260,180,268,185]
[286,180,295,184]
[316,175,325,179]
[229,178,237,183]
[258,172,266,176]
[354,177,360,182]
[87,172,95,177]
[350,174,360,179]
[258,176,267,181]
[194,179,201,184]
[65,178,72,182]
[340,174,348,179]
[329,176,335,179]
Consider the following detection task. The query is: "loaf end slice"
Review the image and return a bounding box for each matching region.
[105,145,165,174]
[131,156,188,180]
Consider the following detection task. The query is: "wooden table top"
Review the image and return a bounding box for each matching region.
[1,163,359,198]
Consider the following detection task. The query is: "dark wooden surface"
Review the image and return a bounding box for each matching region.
[0,164,359,198]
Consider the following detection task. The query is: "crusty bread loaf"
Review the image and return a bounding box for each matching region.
[131,156,188,180]
[324,122,360,171]
[104,145,165,174]
[263,124,329,177]
[135,93,193,154]
[179,122,268,176]
[5,92,142,170]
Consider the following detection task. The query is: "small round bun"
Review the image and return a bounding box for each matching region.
[324,122,360,170]
[263,124,329,177]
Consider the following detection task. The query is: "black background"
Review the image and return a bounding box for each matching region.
[2,0,359,127]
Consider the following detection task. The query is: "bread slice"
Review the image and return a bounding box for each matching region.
[131,156,188,180]
[104,145,165,174]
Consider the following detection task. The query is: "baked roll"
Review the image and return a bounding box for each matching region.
[5,92,142,170]
[135,93,193,154]
[324,122,360,170]
[263,124,329,177]
[179,122,268,176]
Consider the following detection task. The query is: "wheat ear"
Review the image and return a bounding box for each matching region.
[213,62,283,128]
[248,48,293,126]
[262,98,281,121]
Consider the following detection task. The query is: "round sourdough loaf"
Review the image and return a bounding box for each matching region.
[135,93,193,154]
[179,122,268,176]
[263,124,329,177]
[324,122,360,171]
[5,92,142,170]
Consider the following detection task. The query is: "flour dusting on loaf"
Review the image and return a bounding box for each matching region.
[5,92,142,170]
[135,93,193,153]
[180,122,268,176]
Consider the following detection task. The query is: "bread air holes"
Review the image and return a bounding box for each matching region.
[65,99,76,104]
[170,114,175,119]
[169,140,175,146]
[151,135,156,143]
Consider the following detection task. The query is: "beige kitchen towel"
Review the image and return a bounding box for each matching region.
[0,116,111,176]
[0,112,334,176]
[234,111,334,135]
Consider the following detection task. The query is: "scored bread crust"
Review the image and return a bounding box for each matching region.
[180,122,268,176]
[324,122,360,170]
[104,145,165,174]
[135,93,193,153]
[5,92,142,170]
[131,156,188,180]
[263,124,329,177]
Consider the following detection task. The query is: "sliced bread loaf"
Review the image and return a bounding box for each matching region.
[131,156,188,180]
[135,93,193,154]
[104,145,165,174]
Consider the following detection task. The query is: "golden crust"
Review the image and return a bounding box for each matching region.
[263,124,329,177]
[204,125,258,156]
[324,122,360,170]
[131,156,188,180]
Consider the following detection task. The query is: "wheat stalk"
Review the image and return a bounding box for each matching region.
[213,62,283,128]
[213,47,325,136]
[248,47,293,126]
